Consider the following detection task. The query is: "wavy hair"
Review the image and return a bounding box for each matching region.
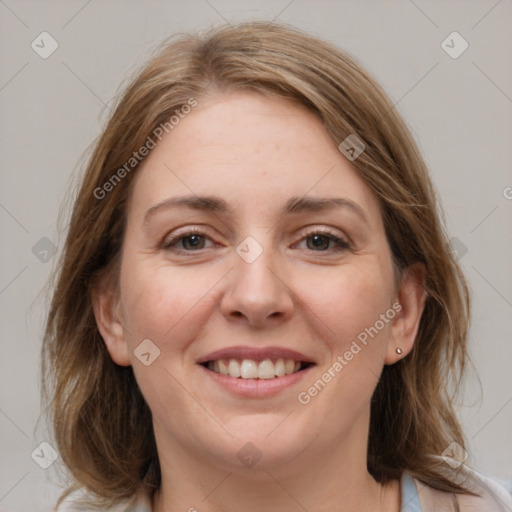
[41,21,471,509]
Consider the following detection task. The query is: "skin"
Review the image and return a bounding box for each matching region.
[93,91,426,512]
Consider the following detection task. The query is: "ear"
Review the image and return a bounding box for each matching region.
[385,262,427,365]
[91,277,131,367]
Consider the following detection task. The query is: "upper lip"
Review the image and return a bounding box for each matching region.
[196,346,316,364]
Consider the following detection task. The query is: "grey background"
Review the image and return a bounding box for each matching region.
[1,1,511,510]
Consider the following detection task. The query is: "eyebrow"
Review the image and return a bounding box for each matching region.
[143,195,369,225]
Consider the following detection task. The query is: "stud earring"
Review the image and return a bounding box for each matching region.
[396,348,403,355]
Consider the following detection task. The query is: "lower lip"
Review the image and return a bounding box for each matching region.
[198,364,314,398]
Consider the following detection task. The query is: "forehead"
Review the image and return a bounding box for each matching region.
[126,91,382,225]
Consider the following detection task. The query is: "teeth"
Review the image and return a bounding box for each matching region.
[228,359,241,378]
[218,359,229,375]
[240,359,258,379]
[275,358,286,377]
[207,358,305,379]
[285,359,295,375]
[257,359,275,379]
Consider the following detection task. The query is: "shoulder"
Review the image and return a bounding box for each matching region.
[54,488,150,512]
[55,499,128,512]
[411,463,512,512]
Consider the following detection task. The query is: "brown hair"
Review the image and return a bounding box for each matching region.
[42,21,471,509]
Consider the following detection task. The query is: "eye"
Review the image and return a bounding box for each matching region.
[162,228,215,252]
[161,227,350,254]
[295,228,350,252]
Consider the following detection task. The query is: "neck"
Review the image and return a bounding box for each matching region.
[151,415,400,512]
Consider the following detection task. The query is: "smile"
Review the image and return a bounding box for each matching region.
[203,358,312,379]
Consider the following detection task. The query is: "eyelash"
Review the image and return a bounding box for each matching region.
[162,227,351,254]
[298,227,351,252]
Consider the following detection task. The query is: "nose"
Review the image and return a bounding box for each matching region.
[220,245,294,328]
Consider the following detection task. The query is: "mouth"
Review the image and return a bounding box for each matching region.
[201,358,314,380]
[197,347,316,397]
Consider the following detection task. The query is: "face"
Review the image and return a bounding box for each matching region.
[95,91,424,474]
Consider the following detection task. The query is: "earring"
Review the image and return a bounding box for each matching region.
[396,348,403,355]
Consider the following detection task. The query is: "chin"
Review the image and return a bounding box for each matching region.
[207,415,314,471]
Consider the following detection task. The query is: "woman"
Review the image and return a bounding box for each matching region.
[42,21,512,511]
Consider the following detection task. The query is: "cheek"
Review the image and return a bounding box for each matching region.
[294,264,395,422]
[118,260,220,428]
[296,259,394,351]
[287,260,396,441]
[119,258,219,350]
